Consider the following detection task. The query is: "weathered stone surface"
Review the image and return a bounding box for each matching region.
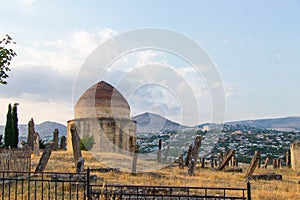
[67,81,137,154]
[178,154,184,169]
[187,159,195,176]
[71,124,82,168]
[60,136,66,150]
[157,139,162,163]
[187,136,202,175]
[33,132,40,156]
[286,150,291,168]
[263,157,269,169]
[290,141,300,170]
[251,173,282,181]
[53,129,59,151]
[132,145,139,174]
[27,118,35,150]
[76,157,84,173]
[218,149,235,171]
[185,145,193,167]
[245,151,261,178]
[224,168,243,172]
[35,143,53,173]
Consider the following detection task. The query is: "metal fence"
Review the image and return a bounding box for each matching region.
[0,171,88,200]
[89,184,250,200]
[0,169,251,200]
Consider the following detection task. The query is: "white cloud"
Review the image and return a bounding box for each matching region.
[276,53,284,60]
[20,0,36,5]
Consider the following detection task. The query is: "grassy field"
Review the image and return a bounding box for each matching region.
[31,151,300,199]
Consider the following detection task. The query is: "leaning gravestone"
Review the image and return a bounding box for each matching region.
[71,124,82,168]
[35,143,53,173]
[245,150,261,178]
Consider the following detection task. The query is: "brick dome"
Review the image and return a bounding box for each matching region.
[75,81,130,119]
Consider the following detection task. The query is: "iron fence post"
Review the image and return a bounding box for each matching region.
[247,181,251,200]
[87,167,90,200]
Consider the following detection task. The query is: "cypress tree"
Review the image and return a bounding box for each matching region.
[4,103,13,148]
[11,103,19,148]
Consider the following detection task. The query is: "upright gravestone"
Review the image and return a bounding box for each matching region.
[157,139,162,163]
[27,118,35,150]
[35,143,53,173]
[188,158,195,176]
[188,136,202,175]
[70,124,82,168]
[76,157,84,173]
[178,153,184,169]
[218,150,223,167]
[60,136,66,150]
[53,129,59,151]
[33,132,40,156]
[185,145,193,167]
[132,145,139,174]
[286,150,291,168]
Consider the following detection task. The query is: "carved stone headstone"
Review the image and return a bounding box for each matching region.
[157,139,162,163]
[245,151,261,178]
[263,157,269,169]
[201,157,205,168]
[60,136,66,150]
[178,154,184,169]
[218,150,223,167]
[188,158,195,176]
[35,143,53,173]
[71,124,82,168]
[132,145,139,174]
[218,149,235,171]
[191,136,202,165]
[53,129,59,151]
[27,118,35,150]
[185,145,193,167]
[33,132,40,156]
[286,150,291,168]
[164,145,170,163]
[76,157,84,173]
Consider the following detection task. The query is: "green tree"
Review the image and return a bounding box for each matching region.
[4,103,13,147]
[80,135,95,151]
[0,35,17,84]
[39,138,47,149]
[11,103,19,148]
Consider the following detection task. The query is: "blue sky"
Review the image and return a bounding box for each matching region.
[0,0,299,125]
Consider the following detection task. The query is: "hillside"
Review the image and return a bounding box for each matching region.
[0,121,66,138]
[227,116,300,131]
[132,112,190,133]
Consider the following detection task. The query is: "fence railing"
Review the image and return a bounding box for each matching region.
[89,183,250,200]
[0,169,251,200]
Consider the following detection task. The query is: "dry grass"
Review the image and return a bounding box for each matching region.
[31,151,300,199]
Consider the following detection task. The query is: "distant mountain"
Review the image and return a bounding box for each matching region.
[133,113,300,133]
[227,116,300,131]
[0,121,66,138]
[132,112,190,133]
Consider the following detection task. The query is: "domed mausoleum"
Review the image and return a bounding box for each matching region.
[67,81,136,153]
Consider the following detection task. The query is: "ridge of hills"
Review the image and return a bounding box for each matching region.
[0,113,299,138]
